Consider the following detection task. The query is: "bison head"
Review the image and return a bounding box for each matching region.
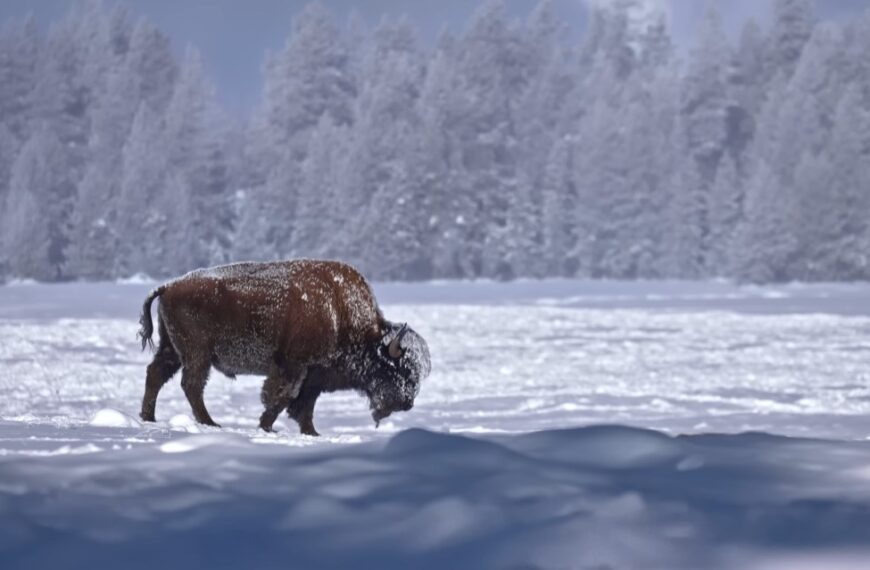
[363,322,430,426]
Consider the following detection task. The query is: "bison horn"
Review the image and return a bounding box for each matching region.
[388,323,409,359]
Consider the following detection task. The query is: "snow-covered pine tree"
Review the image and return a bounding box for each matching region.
[515,0,567,191]
[248,3,356,260]
[773,23,846,183]
[767,0,816,82]
[815,87,870,279]
[0,123,16,209]
[65,4,135,279]
[732,160,798,283]
[418,30,476,279]
[452,0,533,278]
[0,15,39,145]
[1,125,74,280]
[341,21,431,279]
[290,115,347,260]
[580,0,636,81]
[540,136,579,276]
[681,4,732,189]
[706,154,742,276]
[164,46,233,270]
[124,18,177,117]
[732,19,767,128]
[115,104,170,278]
[662,146,707,279]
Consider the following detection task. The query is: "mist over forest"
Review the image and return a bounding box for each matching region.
[0,0,868,283]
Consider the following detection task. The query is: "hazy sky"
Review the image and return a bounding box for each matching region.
[0,0,866,114]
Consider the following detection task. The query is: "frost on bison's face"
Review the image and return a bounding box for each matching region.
[361,322,431,426]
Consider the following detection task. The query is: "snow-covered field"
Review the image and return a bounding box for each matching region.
[2,280,870,569]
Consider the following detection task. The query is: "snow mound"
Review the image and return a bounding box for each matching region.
[168,414,200,433]
[88,408,140,428]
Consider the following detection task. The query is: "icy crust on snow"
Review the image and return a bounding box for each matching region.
[1,426,870,570]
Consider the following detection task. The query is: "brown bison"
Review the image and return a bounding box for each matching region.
[137,260,430,434]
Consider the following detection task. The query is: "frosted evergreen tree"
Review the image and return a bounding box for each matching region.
[663,150,707,279]
[816,87,870,279]
[343,18,433,278]
[231,189,273,263]
[639,11,672,69]
[516,1,572,192]
[415,30,476,278]
[767,0,816,81]
[732,19,767,124]
[772,23,846,182]
[681,4,732,186]
[791,150,833,280]
[248,3,356,257]
[451,0,527,278]
[289,116,346,259]
[356,125,437,279]
[29,23,88,200]
[732,161,797,283]
[253,3,355,169]
[0,123,16,205]
[540,136,579,276]
[115,104,169,277]
[1,126,74,280]
[580,0,636,81]
[571,98,624,276]
[0,15,39,144]
[124,18,177,115]
[65,3,135,279]
[164,46,232,269]
[706,155,742,275]
[845,8,870,112]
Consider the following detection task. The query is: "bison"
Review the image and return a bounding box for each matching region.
[137,260,430,434]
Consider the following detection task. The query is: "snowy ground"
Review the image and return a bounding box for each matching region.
[1,279,870,569]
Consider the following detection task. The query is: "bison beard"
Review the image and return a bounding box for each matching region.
[137,260,430,434]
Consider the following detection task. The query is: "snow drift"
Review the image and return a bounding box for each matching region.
[2,425,870,570]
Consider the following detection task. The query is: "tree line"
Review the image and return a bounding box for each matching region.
[0,0,868,283]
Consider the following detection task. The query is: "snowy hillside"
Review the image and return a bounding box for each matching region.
[1,280,870,568]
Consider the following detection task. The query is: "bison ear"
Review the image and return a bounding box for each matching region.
[387,323,409,359]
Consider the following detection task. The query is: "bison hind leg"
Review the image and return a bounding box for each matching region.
[181,360,221,428]
[140,323,181,422]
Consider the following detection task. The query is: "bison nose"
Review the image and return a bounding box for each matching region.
[401,401,413,412]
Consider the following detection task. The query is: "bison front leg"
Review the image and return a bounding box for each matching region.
[259,364,305,432]
[287,384,322,436]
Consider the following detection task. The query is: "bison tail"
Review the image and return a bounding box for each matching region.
[138,285,167,352]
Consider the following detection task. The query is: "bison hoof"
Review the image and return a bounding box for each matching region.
[140,412,156,423]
